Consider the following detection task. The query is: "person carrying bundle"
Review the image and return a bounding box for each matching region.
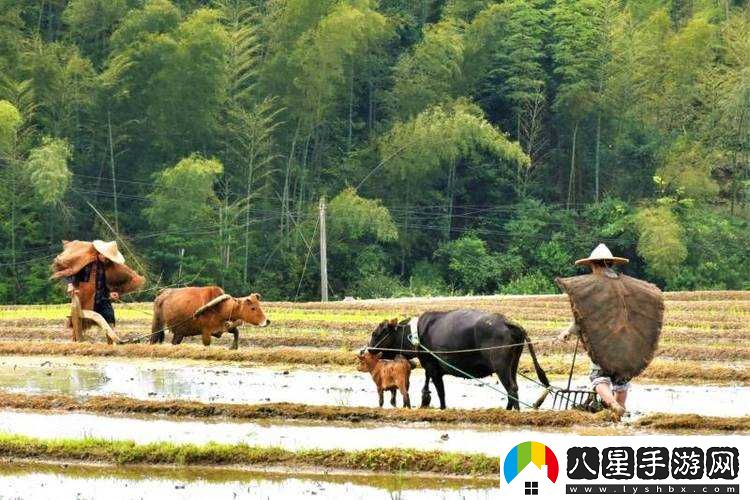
[51,240,144,339]
[556,244,664,420]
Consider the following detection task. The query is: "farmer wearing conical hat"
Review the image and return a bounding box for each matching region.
[52,240,135,328]
[65,240,125,326]
[557,244,631,419]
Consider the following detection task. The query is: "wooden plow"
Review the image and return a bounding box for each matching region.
[69,294,123,344]
[550,387,599,411]
[543,336,601,412]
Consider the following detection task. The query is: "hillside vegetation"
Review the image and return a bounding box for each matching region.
[0,0,748,303]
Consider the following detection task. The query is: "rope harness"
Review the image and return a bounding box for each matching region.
[366,323,587,410]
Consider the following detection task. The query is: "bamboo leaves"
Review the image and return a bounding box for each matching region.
[24,137,72,205]
[380,100,529,184]
[328,188,397,243]
[0,100,21,157]
[390,19,463,119]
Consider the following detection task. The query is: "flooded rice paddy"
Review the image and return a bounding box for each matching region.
[0,356,747,417]
[0,463,498,499]
[0,408,617,455]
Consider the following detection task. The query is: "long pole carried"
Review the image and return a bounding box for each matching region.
[86,201,147,277]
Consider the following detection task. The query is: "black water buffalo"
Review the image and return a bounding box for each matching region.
[368,309,550,410]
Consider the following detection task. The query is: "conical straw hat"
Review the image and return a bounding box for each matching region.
[92,240,125,265]
[575,243,628,266]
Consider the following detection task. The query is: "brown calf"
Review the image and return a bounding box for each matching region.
[357,351,411,408]
[151,286,269,349]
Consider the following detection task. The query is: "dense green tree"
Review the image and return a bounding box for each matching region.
[634,203,688,281]
[443,0,493,22]
[24,136,72,204]
[551,0,611,206]
[0,0,748,303]
[144,154,225,282]
[62,0,130,65]
[435,234,501,293]
[389,19,463,119]
[326,188,398,295]
[463,0,548,133]
[0,99,21,154]
[103,3,229,163]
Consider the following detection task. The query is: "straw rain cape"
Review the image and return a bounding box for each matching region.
[556,273,664,379]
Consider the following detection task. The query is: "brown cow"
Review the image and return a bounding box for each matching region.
[357,351,412,408]
[150,286,269,349]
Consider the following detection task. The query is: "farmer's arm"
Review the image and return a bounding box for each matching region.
[556,321,579,342]
[65,277,76,296]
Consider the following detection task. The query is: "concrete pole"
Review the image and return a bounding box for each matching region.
[319,196,328,302]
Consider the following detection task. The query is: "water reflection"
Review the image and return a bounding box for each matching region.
[0,357,746,416]
[0,463,499,500]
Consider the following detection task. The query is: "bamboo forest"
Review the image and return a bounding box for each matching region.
[1,0,748,303]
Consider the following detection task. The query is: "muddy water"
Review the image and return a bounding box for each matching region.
[0,357,747,417]
[0,463,499,499]
[0,408,624,455]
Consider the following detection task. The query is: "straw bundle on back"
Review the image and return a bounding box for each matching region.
[51,240,145,296]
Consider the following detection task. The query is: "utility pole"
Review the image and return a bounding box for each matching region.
[319,196,328,302]
[177,248,185,284]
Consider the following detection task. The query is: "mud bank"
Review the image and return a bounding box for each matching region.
[3,392,748,433]
[0,407,745,459]
[0,409,604,455]
[0,434,497,475]
[0,393,607,428]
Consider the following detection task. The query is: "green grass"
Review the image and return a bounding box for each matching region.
[0,434,498,475]
[0,304,151,322]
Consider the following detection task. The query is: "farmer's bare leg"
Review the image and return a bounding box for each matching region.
[615,389,628,407]
[595,382,617,407]
[595,382,625,418]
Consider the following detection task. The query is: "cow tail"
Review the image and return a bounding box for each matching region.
[150,294,165,344]
[512,322,550,387]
